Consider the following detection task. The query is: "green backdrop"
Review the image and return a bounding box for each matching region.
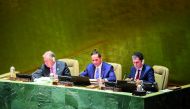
[0,0,190,84]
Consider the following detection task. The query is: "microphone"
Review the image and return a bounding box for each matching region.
[123,73,128,80]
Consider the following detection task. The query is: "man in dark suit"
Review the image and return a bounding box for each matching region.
[32,51,71,80]
[127,52,155,85]
[80,50,116,82]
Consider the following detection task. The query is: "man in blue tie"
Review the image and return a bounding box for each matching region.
[80,50,116,82]
[126,52,155,85]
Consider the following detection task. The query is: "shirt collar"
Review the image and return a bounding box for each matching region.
[96,63,102,69]
[137,66,143,71]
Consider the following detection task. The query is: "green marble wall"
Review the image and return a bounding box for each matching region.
[0,81,144,109]
[0,0,190,84]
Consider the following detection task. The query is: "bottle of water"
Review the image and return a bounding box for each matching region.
[137,85,142,92]
[53,74,58,85]
[50,73,54,82]
[98,77,103,89]
[10,66,15,78]
[137,81,144,92]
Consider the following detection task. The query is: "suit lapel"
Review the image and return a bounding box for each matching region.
[91,65,95,79]
[56,61,61,75]
[140,65,145,79]
[44,65,50,76]
[101,63,106,78]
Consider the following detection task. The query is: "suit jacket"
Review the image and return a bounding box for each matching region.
[80,62,116,82]
[128,64,155,83]
[32,61,71,80]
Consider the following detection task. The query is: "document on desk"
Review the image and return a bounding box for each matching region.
[89,79,98,84]
[89,79,97,82]
[33,77,52,85]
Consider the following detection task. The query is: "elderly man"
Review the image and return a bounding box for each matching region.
[127,52,155,85]
[32,51,71,80]
[80,50,116,82]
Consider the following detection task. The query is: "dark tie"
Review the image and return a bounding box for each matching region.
[95,68,100,79]
[136,70,140,80]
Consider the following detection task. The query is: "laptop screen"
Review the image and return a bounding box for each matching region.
[71,76,91,86]
[16,74,32,82]
[116,80,137,93]
[16,74,32,79]
[58,76,72,82]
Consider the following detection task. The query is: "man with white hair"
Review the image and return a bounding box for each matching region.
[32,51,71,80]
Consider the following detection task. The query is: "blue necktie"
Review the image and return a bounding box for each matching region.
[95,68,100,79]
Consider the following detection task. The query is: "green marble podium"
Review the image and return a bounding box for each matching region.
[0,80,189,109]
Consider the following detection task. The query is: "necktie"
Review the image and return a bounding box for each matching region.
[136,70,140,80]
[50,67,53,73]
[95,68,100,79]
[50,67,54,75]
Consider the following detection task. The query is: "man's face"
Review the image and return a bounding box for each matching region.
[133,57,143,69]
[91,54,102,67]
[44,57,54,68]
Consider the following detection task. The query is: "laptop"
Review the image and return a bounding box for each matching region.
[71,76,91,86]
[143,82,158,92]
[58,76,72,82]
[105,82,117,87]
[16,74,32,81]
[116,80,137,93]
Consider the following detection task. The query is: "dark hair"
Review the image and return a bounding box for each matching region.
[91,49,101,58]
[132,52,144,60]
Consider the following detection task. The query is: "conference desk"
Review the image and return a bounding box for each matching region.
[0,79,189,109]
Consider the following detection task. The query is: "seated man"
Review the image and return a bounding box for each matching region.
[80,50,116,82]
[126,52,155,85]
[32,51,71,80]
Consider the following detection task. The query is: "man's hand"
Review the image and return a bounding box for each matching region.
[125,78,133,82]
[135,79,143,86]
[97,78,105,83]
